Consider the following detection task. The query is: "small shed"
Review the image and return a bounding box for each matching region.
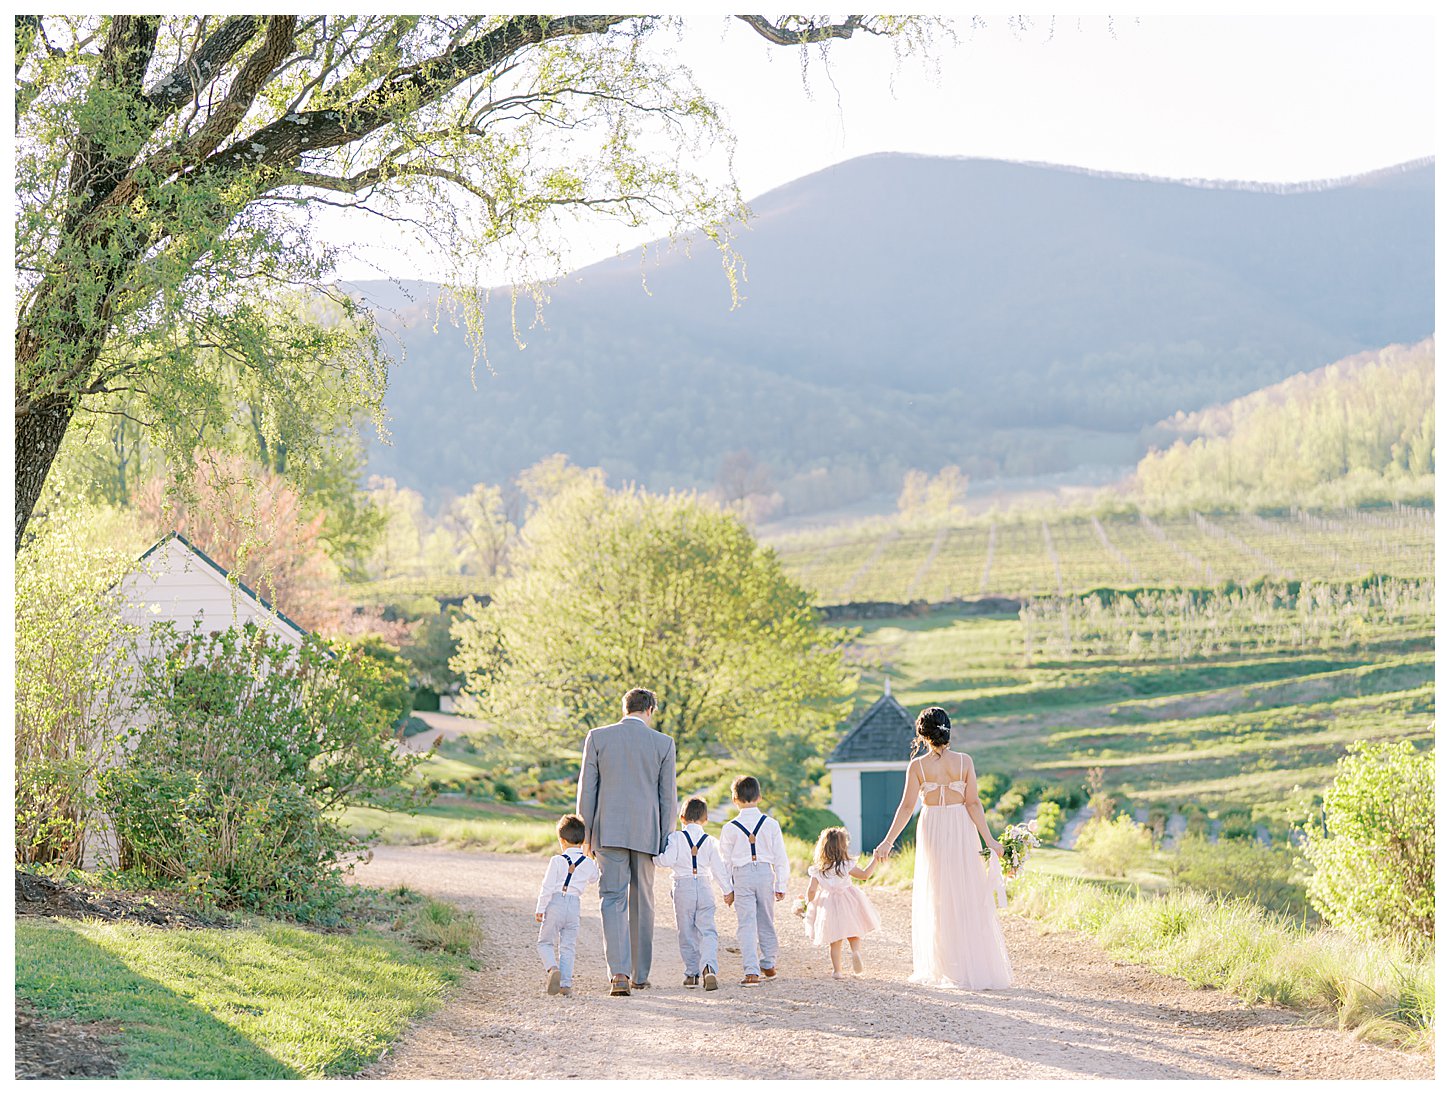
[117,531,310,647]
[827,686,918,854]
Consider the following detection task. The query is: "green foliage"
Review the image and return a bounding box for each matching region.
[974,771,1011,809]
[346,636,416,730]
[1011,871,1433,1053]
[1137,339,1435,508]
[1075,814,1152,877]
[451,477,856,812]
[98,622,425,918]
[1168,834,1310,918]
[400,607,465,694]
[1034,801,1064,845]
[14,506,137,866]
[1302,739,1434,945]
[778,805,846,843]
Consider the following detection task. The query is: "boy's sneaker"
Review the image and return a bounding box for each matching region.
[683,974,700,988]
[559,986,573,997]
[761,966,777,979]
[546,968,561,995]
[702,968,719,991]
[740,974,762,987]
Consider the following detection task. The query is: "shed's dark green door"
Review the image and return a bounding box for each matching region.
[860,769,906,851]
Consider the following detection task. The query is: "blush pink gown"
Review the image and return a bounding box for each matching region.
[908,760,1014,990]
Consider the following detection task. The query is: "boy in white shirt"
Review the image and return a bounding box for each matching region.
[654,796,730,991]
[535,813,600,996]
[718,775,790,987]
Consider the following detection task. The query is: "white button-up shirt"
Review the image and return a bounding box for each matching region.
[535,848,600,913]
[717,806,790,893]
[654,823,731,891]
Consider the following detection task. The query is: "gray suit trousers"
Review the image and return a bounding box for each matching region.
[596,846,656,982]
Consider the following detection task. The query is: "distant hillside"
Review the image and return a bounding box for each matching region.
[1136,338,1434,506]
[350,154,1434,514]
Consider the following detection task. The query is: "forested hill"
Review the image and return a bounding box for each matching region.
[350,154,1434,515]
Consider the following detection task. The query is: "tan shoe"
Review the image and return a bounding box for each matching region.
[559,986,573,997]
[702,968,719,991]
[683,975,700,988]
[761,966,777,979]
[609,975,631,997]
[630,980,650,990]
[740,974,761,987]
[546,968,561,995]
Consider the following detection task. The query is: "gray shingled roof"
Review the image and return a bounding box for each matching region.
[827,693,915,764]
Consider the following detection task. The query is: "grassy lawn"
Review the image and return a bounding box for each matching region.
[15,913,469,1079]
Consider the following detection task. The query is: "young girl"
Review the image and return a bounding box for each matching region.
[800,827,884,978]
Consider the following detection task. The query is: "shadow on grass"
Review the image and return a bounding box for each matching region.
[15,920,298,1079]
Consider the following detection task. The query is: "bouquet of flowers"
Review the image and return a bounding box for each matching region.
[793,896,809,919]
[981,819,1041,878]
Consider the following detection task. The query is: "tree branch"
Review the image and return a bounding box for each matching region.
[142,15,260,119]
[734,15,871,46]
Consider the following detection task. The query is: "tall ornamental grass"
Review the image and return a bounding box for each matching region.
[1010,871,1433,1052]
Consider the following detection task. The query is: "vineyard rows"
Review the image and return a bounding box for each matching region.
[771,505,1435,605]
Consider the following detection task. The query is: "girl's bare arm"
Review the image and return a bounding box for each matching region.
[849,856,879,880]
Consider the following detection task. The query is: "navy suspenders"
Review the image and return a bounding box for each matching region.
[560,852,585,892]
[684,830,707,875]
[731,816,768,861]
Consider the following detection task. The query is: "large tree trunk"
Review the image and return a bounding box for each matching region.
[14,391,80,553]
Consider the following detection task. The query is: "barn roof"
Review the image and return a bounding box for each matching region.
[827,691,915,764]
[135,531,311,640]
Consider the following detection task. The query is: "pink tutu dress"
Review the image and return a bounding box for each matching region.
[804,862,882,945]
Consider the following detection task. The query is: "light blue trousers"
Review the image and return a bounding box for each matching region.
[731,862,779,976]
[536,892,581,986]
[671,877,719,976]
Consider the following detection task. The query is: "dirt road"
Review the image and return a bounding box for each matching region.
[351,845,1431,1080]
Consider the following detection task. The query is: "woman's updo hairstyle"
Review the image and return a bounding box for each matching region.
[913,706,952,756]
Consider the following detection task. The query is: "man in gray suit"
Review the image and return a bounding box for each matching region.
[576,687,677,996]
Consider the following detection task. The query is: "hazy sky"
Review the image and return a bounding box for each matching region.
[328,10,1436,283]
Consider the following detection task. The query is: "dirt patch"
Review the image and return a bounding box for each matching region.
[14,1001,123,1080]
[14,870,228,930]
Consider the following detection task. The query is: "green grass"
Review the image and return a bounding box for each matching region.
[1008,870,1433,1053]
[342,800,561,853]
[15,914,469,1078]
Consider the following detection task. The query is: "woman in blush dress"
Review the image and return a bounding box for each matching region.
[873,706,1013,990]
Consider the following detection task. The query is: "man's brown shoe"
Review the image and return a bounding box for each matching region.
[546,968,562,995]
[761,966,777,979]
[740,974,761,987]
[631,980,650,990]
[559,986,573,997]
[609,976,631,996]
[702,968,719,991]
[683,975,700,988]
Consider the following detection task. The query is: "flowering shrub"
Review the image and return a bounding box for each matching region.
[98,621,423,919]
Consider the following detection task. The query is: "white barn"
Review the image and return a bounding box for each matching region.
[87,532,311,869]
[826,687,919,855]
[117,531,310,647]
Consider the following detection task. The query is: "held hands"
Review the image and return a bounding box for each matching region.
[873,841,893,861]
[535,912,544,923]
[774,891,785,902]
[724,892,734,906]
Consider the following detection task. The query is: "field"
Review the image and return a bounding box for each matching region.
[769,504,1434,605]
[846,603,1434,831]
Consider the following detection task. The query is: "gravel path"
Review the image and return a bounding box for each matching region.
[351,846,1431,1081]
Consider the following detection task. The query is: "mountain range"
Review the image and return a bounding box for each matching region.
[348,153,1433,516]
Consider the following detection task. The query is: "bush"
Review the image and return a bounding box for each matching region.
[98,622,426,920]
[1034,801,1064,845]
[14,511,138,867]
[1302,739,1434,945]
[1169,834,1311,918]
[1076,814,1152,877]
[1039,781,1088,812]
[975,772,1011,809]
[778,804,845,843]
[1216,806,1256,842]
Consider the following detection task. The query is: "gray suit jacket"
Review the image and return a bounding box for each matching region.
[576,716,677,855]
